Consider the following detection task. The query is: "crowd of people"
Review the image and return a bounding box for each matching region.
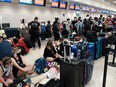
[0,14,116,87]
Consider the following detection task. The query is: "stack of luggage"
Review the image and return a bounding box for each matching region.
[60,41,94,87]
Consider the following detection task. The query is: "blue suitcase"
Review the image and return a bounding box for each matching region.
[88,43,95,60]
[72,44,94,60]
[96,38,102,59]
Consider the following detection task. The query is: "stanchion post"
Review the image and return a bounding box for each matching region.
[102,47,110,87]
[112,45,116,64]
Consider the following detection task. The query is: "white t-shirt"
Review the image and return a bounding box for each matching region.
[20,23,26,29]
[0,65,11,77]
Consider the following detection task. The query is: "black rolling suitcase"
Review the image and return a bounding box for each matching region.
[60,59,85,87]
[60,43,84,87]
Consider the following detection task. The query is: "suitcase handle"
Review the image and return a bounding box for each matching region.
[63,42,72,63]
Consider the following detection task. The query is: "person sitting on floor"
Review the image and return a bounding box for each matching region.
[0,57,13,87]
[43,39,62,63]
[12,36,30,55]
[55,38,64,57]
[35,66,60,86]
[11,47,34,78]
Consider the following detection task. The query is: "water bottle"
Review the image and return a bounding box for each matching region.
[70,53,74,59]
[77,49,81,59]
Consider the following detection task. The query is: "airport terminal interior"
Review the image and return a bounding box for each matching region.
[0,0,116,87]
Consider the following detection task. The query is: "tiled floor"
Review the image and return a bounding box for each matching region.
[23,41,116,87]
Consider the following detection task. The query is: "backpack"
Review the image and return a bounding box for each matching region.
[46,24,51,32]
[41,25,46,32]
[38,79,64,87]
[35,57,48,74]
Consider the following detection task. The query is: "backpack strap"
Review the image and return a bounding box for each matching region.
[0,65,4,72]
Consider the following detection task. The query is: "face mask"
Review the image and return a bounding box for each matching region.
[17,53,21,56]
[86,17,89,19]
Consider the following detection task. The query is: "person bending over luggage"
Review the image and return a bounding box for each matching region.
[11,47,34,78]
[43,39,62,63]
[0,57,13,87]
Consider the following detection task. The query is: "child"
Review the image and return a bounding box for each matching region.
[0,57,13,87]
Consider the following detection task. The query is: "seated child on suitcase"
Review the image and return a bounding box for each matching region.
[11,47,34,78]
[0,57,13,87]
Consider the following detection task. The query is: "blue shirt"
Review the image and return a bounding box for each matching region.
[0,40,13,60]
[41,25,46,32]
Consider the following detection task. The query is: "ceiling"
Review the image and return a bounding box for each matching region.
[62,0,116,11]
[104,0,116,5]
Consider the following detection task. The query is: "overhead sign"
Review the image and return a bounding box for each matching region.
[34,0,46,6]
[0,0,11,2]
[19,0,32,4]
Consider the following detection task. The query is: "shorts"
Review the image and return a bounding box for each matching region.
[0,79,3,83]
[45,67,58,79]
[0,83,3,87]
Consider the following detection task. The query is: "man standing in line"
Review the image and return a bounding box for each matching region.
[29,17,41,49]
